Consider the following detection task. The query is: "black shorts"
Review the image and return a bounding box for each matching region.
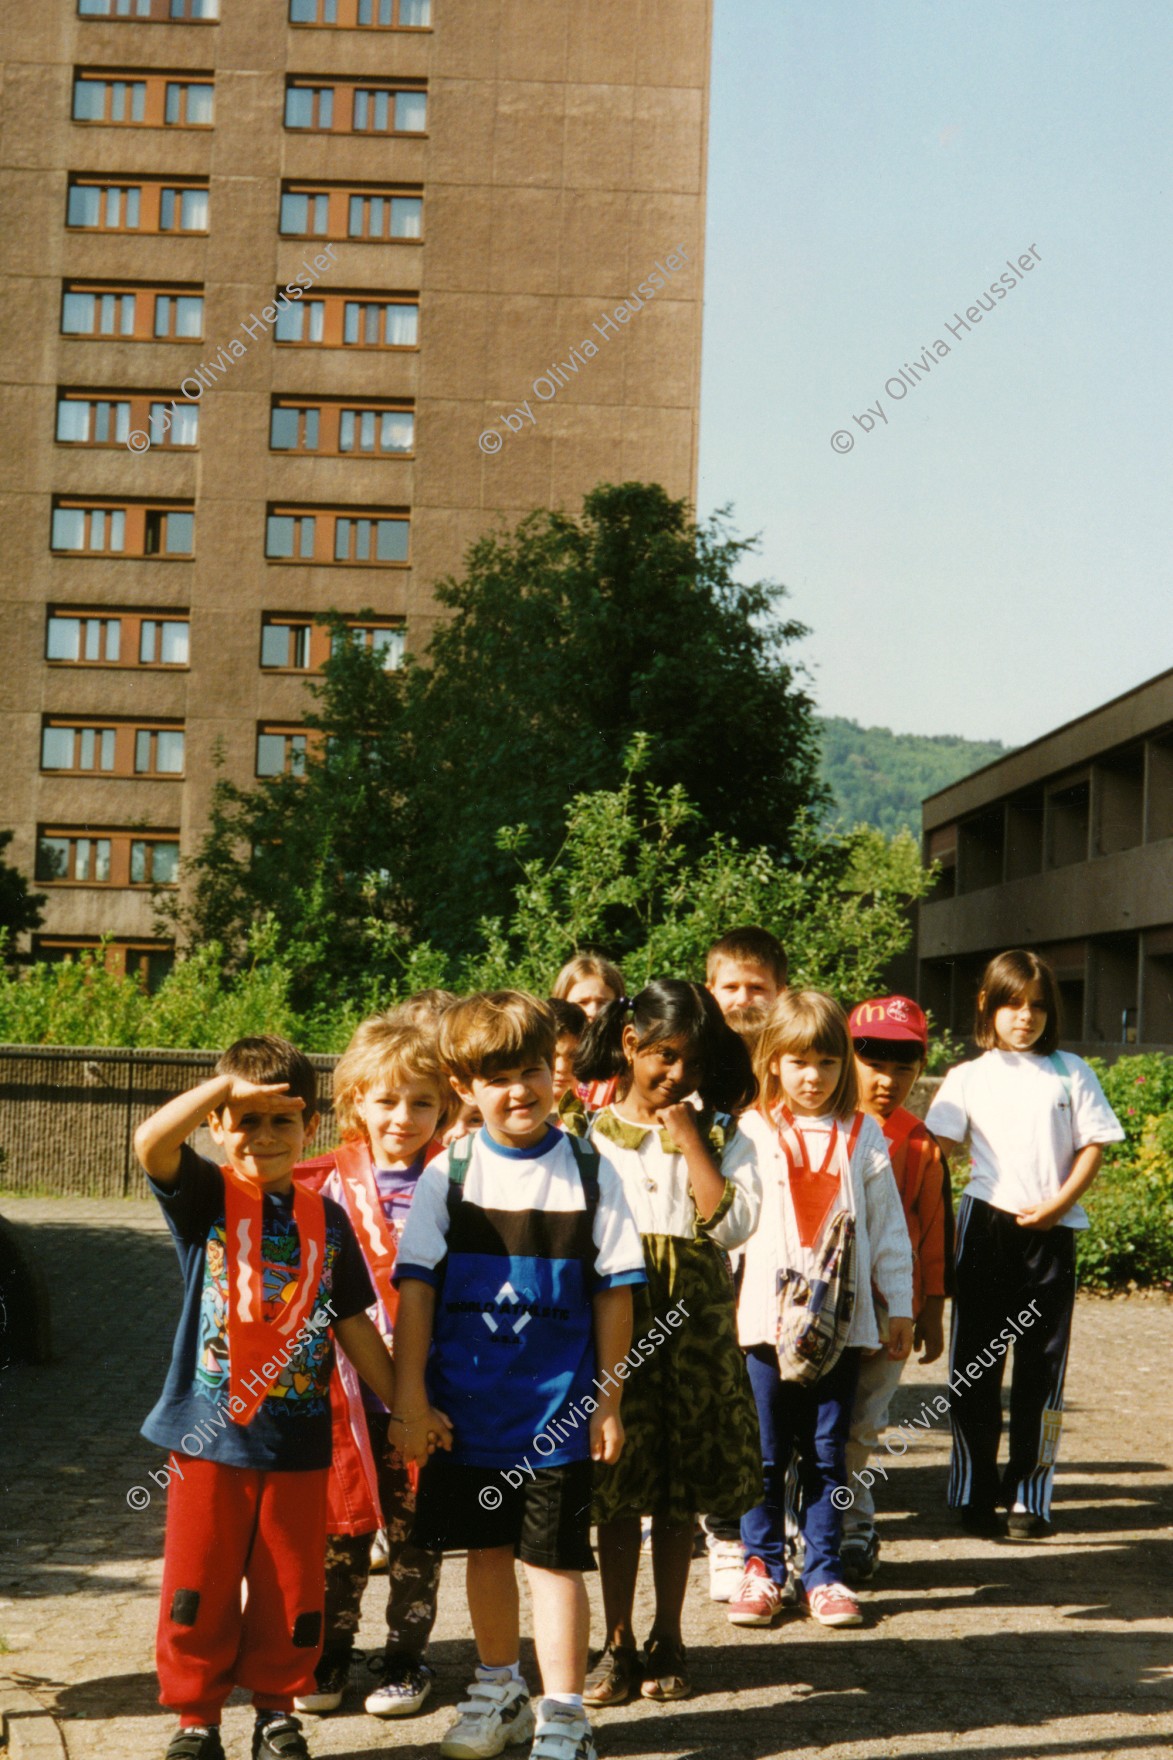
[411,1453,596,1571]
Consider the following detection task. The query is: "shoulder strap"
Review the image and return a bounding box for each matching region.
[446,1131,474,1219]
[563,1130,601,1217]
[846,1112,866,1158]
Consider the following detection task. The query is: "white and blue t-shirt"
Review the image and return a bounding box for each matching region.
[394,1125,646,1467]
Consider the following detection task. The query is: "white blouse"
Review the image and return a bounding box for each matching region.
[588,1107,762,1253]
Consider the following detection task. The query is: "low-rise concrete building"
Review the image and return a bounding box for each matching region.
[918,668,1173,1056]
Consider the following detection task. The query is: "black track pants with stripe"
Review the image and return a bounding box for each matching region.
[948,1194,1076,1519]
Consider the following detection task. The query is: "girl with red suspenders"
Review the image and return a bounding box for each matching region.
[729,991,914,1631]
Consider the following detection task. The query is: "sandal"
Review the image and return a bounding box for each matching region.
[583,1644,641,1707]
[640,1635,690,1701]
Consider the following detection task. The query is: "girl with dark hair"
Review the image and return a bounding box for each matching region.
[569,980,762,1706]
[926,948,1124,1539]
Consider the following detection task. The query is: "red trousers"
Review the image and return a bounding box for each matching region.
[156,1454,328,1725]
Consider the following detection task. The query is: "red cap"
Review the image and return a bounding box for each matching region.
[848,995,928,1047]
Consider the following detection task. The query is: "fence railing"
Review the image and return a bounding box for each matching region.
[0,1045,339,1199]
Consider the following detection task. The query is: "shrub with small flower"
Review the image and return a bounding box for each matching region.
[1077,1055,1173,1292]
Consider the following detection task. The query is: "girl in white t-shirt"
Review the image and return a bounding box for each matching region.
[926,948,1123,1539]
[730,991,913,1631]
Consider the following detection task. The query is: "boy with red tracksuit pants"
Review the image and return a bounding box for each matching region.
[135,1034,426,1760]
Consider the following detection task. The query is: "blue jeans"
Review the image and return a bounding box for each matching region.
[740,1343,861,1590]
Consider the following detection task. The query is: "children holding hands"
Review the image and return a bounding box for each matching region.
[393,991,646,1760]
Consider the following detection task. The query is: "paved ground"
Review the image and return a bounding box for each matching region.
[2,1195,1172,1760]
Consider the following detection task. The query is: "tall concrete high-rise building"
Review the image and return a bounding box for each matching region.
[0,0,712,977]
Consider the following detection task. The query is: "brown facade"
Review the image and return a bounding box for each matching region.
[918,668,1173,1055]
[0,0,712,968]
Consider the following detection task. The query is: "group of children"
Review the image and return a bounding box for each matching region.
[136,935,1124,1760]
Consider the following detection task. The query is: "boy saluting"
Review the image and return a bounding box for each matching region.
[135,1033,450,1760]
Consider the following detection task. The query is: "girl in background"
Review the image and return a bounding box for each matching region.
[570,980,762,1705]
[553,952,626,1021]
[926,949,1123,1539]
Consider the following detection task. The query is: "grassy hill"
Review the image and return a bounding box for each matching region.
[818,717,1008,839]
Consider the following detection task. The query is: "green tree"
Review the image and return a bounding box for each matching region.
[400,482,824,948]
[165,615,410,1003]
[0,832,44,950]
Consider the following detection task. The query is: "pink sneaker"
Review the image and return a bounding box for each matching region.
[727,1555,789,1626]
[805,1581,862,1627]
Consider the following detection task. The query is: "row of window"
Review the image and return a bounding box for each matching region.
[78,0,432,27]
[37,720,340,781]
[36,939,174,988]
[66,177,424,240]
[48,501,411,564]
[60,284,419,349]
[55,393,415,455]
[44,610,404,674]
[71,74,427,135]
[37,830,180,887]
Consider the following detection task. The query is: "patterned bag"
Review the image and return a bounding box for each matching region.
[775,1209,858,1384]
[773,1110,863,1385]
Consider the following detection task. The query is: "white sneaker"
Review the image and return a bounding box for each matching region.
[441,1673,534,1759]
[707,1537,746,1602]
[369,1527,390,1573]
[365,1657,434,1717]
[529,1701,596,1760]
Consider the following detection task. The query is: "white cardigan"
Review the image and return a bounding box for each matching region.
[733,1108,914,1351]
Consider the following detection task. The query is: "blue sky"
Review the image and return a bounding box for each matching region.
[697,0,1173,744]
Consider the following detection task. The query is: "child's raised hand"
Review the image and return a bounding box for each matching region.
[222,1079,305,1122]
[655,1101,701,1145]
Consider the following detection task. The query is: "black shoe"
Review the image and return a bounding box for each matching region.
[959,1505,1006,1538]
[840,1530,880,1585]
[252,1713,311,1759]
[1007,1510,1054,1540]
[165,1730,225,1760]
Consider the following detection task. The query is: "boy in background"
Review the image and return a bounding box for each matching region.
[135,1035,414,1760]
[394,992,645,1760]
[842,996,951,1583]
[548,998,588,1105]
[701,926,788,1600]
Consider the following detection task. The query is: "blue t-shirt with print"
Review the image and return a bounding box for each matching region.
[142,1145,374,1470]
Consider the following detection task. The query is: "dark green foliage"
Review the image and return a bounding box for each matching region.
[818,717,1007,838]
[400,483,825,947]
[0,832,44,945]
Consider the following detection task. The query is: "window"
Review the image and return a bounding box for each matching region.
[274,292,417,349]
[130,838,180,884]
[61,283,204,341]
[260,615,403,671]
[269,398,413,456]
[46,614,122,663]
[72,76,147,124]
[135,727,186,774]
[78,0,219,19]
[284,79,427,133]
[40,722,118,773]
[164,80,214,124]
[35,830,179,886]
[34,938,176,988]
[260,618,314,670]
[66,177,209,233]
[284,85,334,130]
[347,193,422,240]
[278,183,422,243]
[266,506,410,566]
[55,392,198,449]
[56,397,131,447]
[47,609,190,668]
[72,70,214,126]
[256,727,308,778]
[37,835,113,884]
[288,0,430,25]
[51,500,195,558]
